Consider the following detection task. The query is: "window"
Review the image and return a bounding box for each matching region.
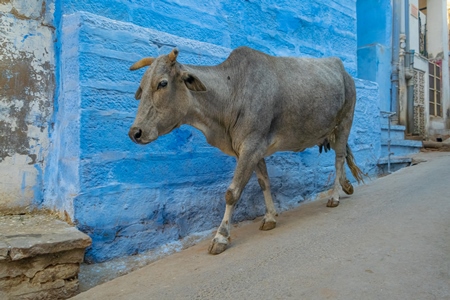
[428,62,442,117]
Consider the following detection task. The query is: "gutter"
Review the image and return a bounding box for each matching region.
[405,0,415,134]
[391,0,401,116]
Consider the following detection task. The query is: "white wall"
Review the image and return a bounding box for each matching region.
[409,0,420,53]
[426,0,449,134]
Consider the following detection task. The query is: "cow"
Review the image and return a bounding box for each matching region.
[128,47,365,255]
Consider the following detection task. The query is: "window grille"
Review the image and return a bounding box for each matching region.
[428,62,442,117]
[413,69,425,135]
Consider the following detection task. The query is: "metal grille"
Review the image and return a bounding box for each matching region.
[413,69,425,135]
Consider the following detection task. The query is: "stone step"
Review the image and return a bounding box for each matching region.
[380,123,406,140]
[0,214,91,300]
[381,139,423,157]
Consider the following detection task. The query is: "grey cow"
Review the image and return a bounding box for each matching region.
[128,47,365,255]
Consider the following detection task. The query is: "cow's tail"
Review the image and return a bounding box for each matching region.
[345,144,366,184]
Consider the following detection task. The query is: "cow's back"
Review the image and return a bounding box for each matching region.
[220,47,353,153]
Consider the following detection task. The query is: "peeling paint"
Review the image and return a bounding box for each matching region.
[0,1,55,213]
[9,0,45,20]
[0,45,53,161]
[0,1,12,12]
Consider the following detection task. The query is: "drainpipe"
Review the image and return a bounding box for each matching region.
[391,0,401,118]
[406,50,415,134]
[404,0,415,134]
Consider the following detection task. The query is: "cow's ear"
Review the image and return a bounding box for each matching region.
[135,87,142,100]
[181,72,207,92]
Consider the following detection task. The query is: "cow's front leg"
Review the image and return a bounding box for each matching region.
[208,200,234,255]
[208,146,262,255]
[255,158,277,231]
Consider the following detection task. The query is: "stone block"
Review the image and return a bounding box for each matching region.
[31,264,79,284]
[0,249,85,279]
[0,214,91,299]
[9,280,78,300]
[0,215,91,261]
[0,240,8,260]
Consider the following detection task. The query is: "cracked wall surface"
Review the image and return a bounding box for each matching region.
[0,0,55,213]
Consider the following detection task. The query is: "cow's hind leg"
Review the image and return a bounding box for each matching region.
[327,147,346,208]
[255,159,277,231]
[328,142,366,207]
[327,122,366,206]
[208,144,263,255]
[338,144,363,196]
[327,118,353,207]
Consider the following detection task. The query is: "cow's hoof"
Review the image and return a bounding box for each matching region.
[259,219,276,231]
[342,180,354,195]
[208,238,228,255]
[326,199,340,207]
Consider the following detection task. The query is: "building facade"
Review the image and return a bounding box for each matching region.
[358,0,450,138]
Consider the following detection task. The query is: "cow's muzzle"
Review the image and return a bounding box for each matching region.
[128,126,143,144]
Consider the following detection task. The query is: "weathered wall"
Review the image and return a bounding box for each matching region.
[44,0,382,263]
[0,0,55,214]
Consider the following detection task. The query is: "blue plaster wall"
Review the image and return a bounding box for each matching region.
[357,44,391,111]
[356,0,392,112]
[45,1,382,263]
[57,0,358,76]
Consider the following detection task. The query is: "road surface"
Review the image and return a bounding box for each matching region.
[73,152,450,300]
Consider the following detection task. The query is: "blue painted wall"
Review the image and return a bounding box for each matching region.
[356,0,392,112]
[58,0,358,75]
[45,1,382,262]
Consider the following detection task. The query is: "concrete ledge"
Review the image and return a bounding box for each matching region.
[0,214,91,299]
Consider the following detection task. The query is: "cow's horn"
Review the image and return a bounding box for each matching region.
[168,48,179,62]
[129,57,154,71]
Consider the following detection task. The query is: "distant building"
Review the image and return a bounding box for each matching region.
[358,0,450,138]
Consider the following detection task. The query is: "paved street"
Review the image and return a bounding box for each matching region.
[73,152,450,300]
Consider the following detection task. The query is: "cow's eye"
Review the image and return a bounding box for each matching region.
[157,80,168,89]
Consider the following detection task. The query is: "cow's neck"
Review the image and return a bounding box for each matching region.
[183,65,237,156]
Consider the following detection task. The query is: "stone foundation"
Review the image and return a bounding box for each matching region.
[0,215,91,299]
